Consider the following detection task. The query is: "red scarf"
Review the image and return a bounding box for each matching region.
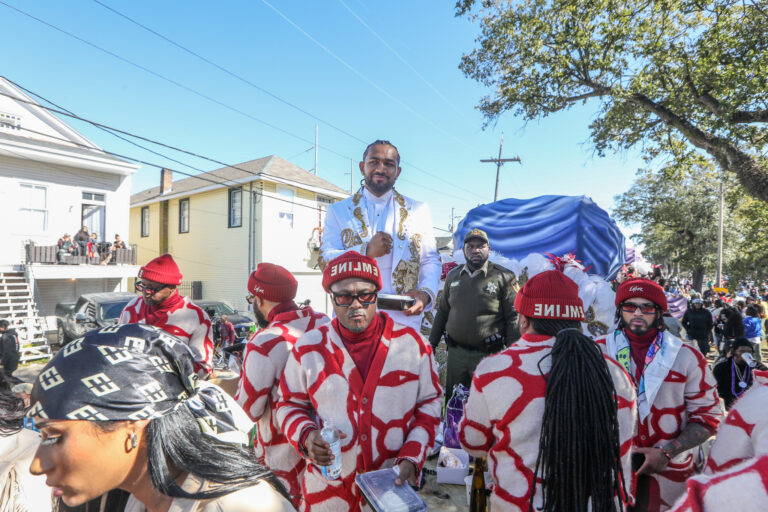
[268,301,299,323]
[333,313,385,382]
[624,328,659,381]
[141,291,183,325]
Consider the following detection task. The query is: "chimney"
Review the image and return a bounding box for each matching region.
[160,168,173,195]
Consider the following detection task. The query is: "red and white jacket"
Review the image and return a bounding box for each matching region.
[669,455,768,512]
[597,330,723,512]
[704,379,768,475]
[235,306,330,506]
[119,294,214,375]
[275,312,443,512]
[459,333,637,511]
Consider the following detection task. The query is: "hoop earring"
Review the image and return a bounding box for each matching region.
[130,433,138,450]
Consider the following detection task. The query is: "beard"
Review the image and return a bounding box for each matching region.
[253,307,269,329]
[364,173,394,196]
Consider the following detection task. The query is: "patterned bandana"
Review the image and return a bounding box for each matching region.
[27,323,243,443]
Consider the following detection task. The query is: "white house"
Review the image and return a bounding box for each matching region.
[0,76,139,357]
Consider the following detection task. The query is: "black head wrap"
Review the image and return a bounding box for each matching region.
[27,323,243,442]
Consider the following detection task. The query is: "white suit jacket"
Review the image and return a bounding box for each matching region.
[320,187,440,330]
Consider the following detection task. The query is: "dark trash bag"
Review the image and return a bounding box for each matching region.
[443,383,469,449]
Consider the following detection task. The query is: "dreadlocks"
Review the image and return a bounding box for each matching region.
[529,322,628,512]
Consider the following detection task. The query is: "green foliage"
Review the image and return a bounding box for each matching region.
[457,0,768,201]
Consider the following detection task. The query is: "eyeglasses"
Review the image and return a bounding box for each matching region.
[135,282,170,294]
[331,291,377,307]
[620,302,658,314]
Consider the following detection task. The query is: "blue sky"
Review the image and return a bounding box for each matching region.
[2,0,643,238]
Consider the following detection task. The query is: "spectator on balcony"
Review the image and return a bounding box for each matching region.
[87,232,99,259]
[73,226,89,255]
[100,234,127,265]
[56,234,74,261]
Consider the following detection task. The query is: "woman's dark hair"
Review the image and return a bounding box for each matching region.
[0,390,24,435]
[723,307,746,338]
[745,305,758,317]
[529,321,628,512]
[94,404,289,503]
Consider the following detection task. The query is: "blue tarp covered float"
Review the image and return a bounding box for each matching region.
[452,195,626,280]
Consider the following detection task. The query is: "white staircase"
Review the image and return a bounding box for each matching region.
[0,270,51,362]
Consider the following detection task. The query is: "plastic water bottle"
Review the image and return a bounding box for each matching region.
[743,352,757,368]
[320,420,342,480]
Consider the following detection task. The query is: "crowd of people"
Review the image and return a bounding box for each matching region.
[56,228,127,264]
[0,140,766,512]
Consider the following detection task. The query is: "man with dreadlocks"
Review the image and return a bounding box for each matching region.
[459,270,637,512]
[597,278,723,512]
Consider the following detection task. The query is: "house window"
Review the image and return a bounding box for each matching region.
[141,206,150,237]
[179,198,190,233]
[277,187,295,228]
[229,188,242,228]
[19,183,48,232]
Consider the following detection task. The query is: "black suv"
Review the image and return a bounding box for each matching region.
[196,300,255,342]
[56,292,136,345]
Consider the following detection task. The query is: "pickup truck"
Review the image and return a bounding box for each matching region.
[55,292,136,345]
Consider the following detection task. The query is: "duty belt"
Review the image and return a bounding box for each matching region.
[445,333,506,354]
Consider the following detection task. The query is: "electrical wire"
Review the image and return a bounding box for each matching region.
[336,0,467,120]
[258,0,470,148]
[0,2,487,201]
[91,0,369,146]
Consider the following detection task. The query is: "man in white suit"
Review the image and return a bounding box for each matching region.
[321,140,440,332]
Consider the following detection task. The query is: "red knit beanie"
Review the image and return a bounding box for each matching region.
[322,251,382,292]
[248,263,298,303]
[138,254,183,285]
[615,278,667,312]
[514,270,585,321]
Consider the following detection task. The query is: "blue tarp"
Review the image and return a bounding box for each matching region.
[453,195,626,279]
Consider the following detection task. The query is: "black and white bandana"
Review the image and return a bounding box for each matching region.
[27,323,243,443]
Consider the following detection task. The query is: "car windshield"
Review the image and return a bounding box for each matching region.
[203,302,235,316]
[99,300,131,322]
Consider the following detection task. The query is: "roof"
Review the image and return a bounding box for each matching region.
[0,130,129,166]
[131,155,348,205]
[76,292,137,303]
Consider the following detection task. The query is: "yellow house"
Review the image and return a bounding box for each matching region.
[129,155,348,315]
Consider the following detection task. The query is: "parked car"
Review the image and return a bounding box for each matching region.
[195,300,255,342]
[55,292,136,345]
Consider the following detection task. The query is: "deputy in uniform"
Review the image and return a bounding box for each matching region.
[429,228,519,399]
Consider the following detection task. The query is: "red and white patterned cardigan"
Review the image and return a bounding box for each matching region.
[235,307,330,505]
[275,312,443,512]
[119,295,214,375]
[704,379,768,475]
[460,333,637,512]
[596,332,723,511]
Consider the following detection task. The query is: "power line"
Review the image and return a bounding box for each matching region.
[337,0,467,120]
[90,0,368,146]
[5,80,486,203]
[0,2,486,201]
[258,0,469,148]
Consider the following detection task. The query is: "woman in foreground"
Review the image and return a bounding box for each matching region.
[27,323,294,512]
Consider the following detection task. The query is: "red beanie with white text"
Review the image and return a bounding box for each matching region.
[615,278,667,312]
[514,270,585,321]
[322,251,382,292]
[248,263,298,303]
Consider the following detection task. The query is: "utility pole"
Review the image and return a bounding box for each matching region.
[348,159,354,193]
[716,177,724,287]
[314,124,319,176]
[480,133,521,201]
[449,207,461,233]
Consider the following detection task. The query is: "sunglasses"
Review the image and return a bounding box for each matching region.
[331,291,377,307]
[620,302,658,314]
[135,282,170,294]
